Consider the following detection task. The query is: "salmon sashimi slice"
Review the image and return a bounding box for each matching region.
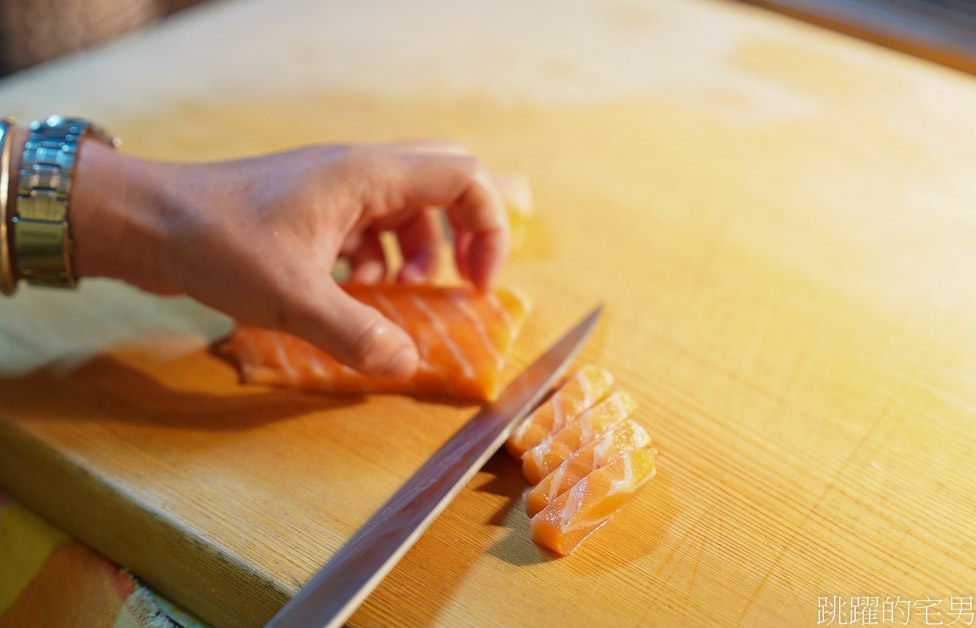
[505,365,614,458]
[220,283,530,401]
[530,445,657,556]
[525,418,651,517]
[521,391,637,484]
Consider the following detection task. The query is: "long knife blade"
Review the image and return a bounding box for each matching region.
[267,304,604,628]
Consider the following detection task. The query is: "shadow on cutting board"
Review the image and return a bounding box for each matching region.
[0,335,367,432]
[479,451,554,567]
[480,447,674,571]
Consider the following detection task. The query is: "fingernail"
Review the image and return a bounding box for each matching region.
[380,343,418,379]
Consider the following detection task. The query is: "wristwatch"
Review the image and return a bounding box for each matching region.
[0,117,14,296]
[12,115,119,288]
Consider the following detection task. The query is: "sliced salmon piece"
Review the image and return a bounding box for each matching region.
[521,391,637,484]
[525,419,651,517]
[220,283,530,401]
[530,445,657,556]
[505,365,614,458]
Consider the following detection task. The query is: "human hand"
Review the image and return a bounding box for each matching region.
[67,139,516,379]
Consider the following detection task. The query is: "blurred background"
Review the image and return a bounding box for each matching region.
[0,0,206,76]
[3,0,976,78]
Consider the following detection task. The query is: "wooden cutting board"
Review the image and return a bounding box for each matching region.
[2,0,976,626]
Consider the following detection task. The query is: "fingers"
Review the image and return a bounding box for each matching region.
[396,208,443,283]
[342,211,443,285]
[379,147,510,291]
[446,168,510,289]
[346,230,387,284]
[286,278,418,379]
[452,231,472,283]
[388,139,470,156]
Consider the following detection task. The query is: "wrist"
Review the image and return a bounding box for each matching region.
[71,139,190,296]
[70,136,133,280]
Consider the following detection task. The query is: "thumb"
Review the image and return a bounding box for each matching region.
[284,278,418,379]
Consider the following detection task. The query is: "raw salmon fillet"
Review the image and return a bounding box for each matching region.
[505,365,614,458]
[220,283,530,401]
[530,446,657,556]
[521,391,637,484]
[525,419,652,517]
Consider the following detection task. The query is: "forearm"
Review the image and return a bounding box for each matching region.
[70,133,133,280]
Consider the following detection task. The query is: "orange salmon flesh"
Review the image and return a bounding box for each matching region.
[521,391,638,484]
[505,365,614,457]
[530,446,657,556]
[525,418,652,517]
[506,365,658,556]
[220,283,530,401]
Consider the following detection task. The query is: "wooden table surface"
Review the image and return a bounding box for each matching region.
[2,0,976,626]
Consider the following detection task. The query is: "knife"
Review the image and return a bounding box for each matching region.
[266,304,604,628]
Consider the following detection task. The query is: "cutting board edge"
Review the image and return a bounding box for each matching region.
[0,419,289,628]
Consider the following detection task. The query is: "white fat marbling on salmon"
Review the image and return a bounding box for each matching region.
[547,465,567,501]
[524,444,547,474]
[577,370,593,408]
[486,293,514,332]
[551,393,566,432]
[524,433,553,469]
[373,291,425,361]
[448,292,504,370]
[608,453,635,497]
[408,293,475,379]
[592,428,616,468]
[372,291,405,325]
[270,334,299,384]
[511,405,537,444]
[307,352,328,378]
[560,511,614,535]
[606,459,656,503]
[372,291,420,354]
[559,482,585,532]
[514,389,560,445]
[578,412,594,444]
[613,392,628,418]
[374,291,450,393]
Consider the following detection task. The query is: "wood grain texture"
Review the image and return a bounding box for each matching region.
[267,307,599,628]
[2,0,976,626]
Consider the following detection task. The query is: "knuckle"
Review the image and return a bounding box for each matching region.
[455,152,481,175]
[341,145,383,172]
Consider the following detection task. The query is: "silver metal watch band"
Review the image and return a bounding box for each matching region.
[13,115,118,288]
